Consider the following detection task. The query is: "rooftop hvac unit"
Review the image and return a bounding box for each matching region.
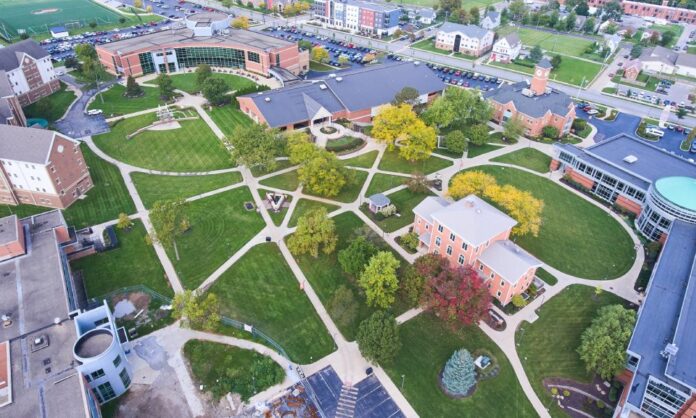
[336,77,343,82]
[329,73,337,78]
[521,88,534,98]
[319,84,327,90]
[623,155,638,164]
[264,97,271,102]
[660,343,679,358]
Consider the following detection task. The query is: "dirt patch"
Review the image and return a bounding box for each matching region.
[111,292,151,319]
[111,376,192,418]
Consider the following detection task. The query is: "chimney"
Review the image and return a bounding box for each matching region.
[530,59,552,96]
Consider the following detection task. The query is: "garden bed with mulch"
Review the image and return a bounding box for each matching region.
[543,376,620,418]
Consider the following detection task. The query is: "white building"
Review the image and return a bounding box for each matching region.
[50,26,70,39]
[434,22,494,57]
[603,33,622,54]
[480,11,501,29]
[639,46,677,74]
[417,8,436,24]
[491,33,522,63]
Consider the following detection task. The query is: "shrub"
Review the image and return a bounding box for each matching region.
[572,118,587,131]
[511,294,528,308]
[551,387,559,396]
[541,125,560,139]
[379,204,397,217]
[596,400,605,409]
[400,232,420,252]
[609,387,618,402]
[563,389,571,397]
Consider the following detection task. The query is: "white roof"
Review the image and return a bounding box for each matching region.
[412,196,450,223]
[478,240,542,283]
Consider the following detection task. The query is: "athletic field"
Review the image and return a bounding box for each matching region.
[0,0,122,39]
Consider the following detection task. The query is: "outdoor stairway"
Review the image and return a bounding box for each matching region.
[334,384,359,418]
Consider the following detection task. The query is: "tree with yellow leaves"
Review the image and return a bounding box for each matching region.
[231,16,250,29]
[448,171,498,200]
[399,119,437,162]
[371,104,420,149]
[311,46,330,63]
[133,0,143,8]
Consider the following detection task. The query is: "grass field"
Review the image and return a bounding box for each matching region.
[206,104,252,136]
[379,150,453,175]
[458,166,636,279]
[384,314,536,418]
[166,187,265,289]
[489,56,602,87]
[94,112,232,172]
[362,188,432,232]
[365,173,406,196]
[170,73,257,94]
[491,148,552,173]
[342,150,378,168]
[131,172,243,209]
[89,84,163,117]
[250,159,294,177]
[496,26,596,59]
[208,243,335,363]
[517,285,628,418]
[22,82,76,123]
[0,145,136,228]
[71,220,171,298]
[309,60,338,71]
[411,38,452,56]
[288,199,339,228]
[467,143,505,158]
[259,170,300,191]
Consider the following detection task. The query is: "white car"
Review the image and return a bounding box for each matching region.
[85,109,103,116]
[646,127,665,137]
[586,109,599,115]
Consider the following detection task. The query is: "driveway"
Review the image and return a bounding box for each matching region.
[54,74,117,139]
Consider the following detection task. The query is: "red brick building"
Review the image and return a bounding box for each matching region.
[412,195,542,306]
[484,59,576,138]
[0,39,60,107]
[0,125,93,209]
[588,0,696,23]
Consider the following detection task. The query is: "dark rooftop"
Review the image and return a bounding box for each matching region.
[0,39,50,72]
[484,80,573,118]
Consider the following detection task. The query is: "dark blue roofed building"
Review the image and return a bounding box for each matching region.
[237,61,445,130]
[551,133,696,242]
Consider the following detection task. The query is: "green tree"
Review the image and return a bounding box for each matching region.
[149,198,189,260]
[542,125,560,138]
[551,54,562,68]
[446,130,467,154]
[75,43,98,61]
[229,123,282,172]
[603,0,623,21]
[578,304,636,380]
[511,294,527,308]
[438,0,462,13]
[399,120,437,162]
[565,11,577,31]
[338,236,378,278]
[356,311,401,364]
[630,43,643,59]
[467,123,489,146]
[156,73,175,101]
[359,251,400,309]
[298,39,313,50]
[469,6,480,24]
[503,117,525,141]
[134,0,143,7]
[298,150,352,197]
[507,0,527,20]
[392,87,420,106]
[125,75,143,97]
[529,45,543,63]
[287,207,338,257]
[583,16,596,33]
[116,213,133,230]
[202,77,230,106]
[311,46,330,63]
[575,0,589,16]
[422,95,456,129]
[172,290,221,331]
[677,107,687,119]
[195,64,213,89]
[442,349,476,395]
[328,285,359,329]
[400,264,425,306]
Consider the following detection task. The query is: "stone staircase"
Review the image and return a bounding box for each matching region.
[334,384,359,418]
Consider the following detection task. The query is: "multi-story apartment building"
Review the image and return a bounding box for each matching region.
[484,59,576,138]
[434,22,494,57]
[312,0,402,36]
[551,133,696,242]
[0,210,132,417]
[587,0,696,24]
[0,76,26,127]
[0,39,60,107]
[0,125,93,209]
[491,33,522,63]
[412,195,542,306]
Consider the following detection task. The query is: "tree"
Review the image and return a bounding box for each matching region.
[75,43,98,61]
[125,75,143,97]
[149,198,190,259]
[89,21,98,29]
[359,251,400,309]
[399,119,437,162]
[603,0,623,21]
[551,54,562,68]
[311,46,330,63]
[172,290,221,331]
[400,264,425,306]
[486,184,544,237]
[542,125,560,139]
[64,56,78,69]
[356,311,401,364]
[371,104,419,149]
[156,73,175,101]
[565,11,577,31]
[575,0,590,16]
[195,64,213,90]
[392,87,420,106]
[446,130,467,154]
[508,0,527,20]
[660,31,676,47]
[448,171,497,199]
[116,213,133,230]
[338,55,350,66]
[422,95,456,129]
[677,107,687,119]
[202,77,230,106]
[583,17,596,33]
[338,236,378,278]
[133,0,143,7]
[405,172,430,194]
[441,349,476,395]
[298,150,352,197]
[229,123,282,172]
[511,294,527,308]
[469,6,480,24]
[145,5,152,12]
[437,0,462,13]
[287,207,338,257]
[452,8,469,24]
[529,45,543,63]
[329,285,359,329]
[298,40,313,50]
[287,132,318,165]
[421,265,491,326]
[467,123,489,146]
[630,43,643,59]
[231,16,250,29]
[578,305,636,380]
[503,117,525,141]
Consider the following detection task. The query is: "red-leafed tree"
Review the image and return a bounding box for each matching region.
[421,264,491,327]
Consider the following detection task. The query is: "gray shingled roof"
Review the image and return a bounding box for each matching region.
[484,11,500,21]
[0,40,50,71]
[368,193,391,207]
[0,125,66,164]
[499,33,521,48]
[639,45,678,66]
[438,22,491,40]
[484,81,573,118]
[478,240,541,283]
[537,58,552,69]
[676,53,696,68]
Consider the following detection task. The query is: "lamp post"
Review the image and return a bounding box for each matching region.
[401,374,405,389]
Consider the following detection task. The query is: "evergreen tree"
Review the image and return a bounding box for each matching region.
[125,75,143,97]
[442,348,476,395]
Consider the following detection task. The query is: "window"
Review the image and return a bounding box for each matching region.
[461,242,468,250]
[446,245,452,255]
[458,254,464,265]
[435,237,441,246]
[90,369,105,380]
[437,225,443,232]
[97,382,116,402]
[490,272,495,279]
[496,291,501,297]
[119,368,131,388]
[247,51,260,63]
[113,355,122,368]
[449,233,455,241]
[479,263,484,271]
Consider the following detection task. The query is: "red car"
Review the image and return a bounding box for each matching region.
[454,70,461,76]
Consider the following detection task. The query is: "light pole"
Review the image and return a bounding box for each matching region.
[401,374,405,389]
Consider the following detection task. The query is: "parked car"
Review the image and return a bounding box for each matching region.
[646,127,665,137]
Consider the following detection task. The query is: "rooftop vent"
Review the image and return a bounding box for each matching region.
[464,199,474,208]
[264,97,271,102]
[521,88,535,98]
[329,73,337,78]
[623,155,638,164]
[31,334,50,352]
[414,61,420,66]
[336,77,343,82]
[660,343,679,358]
[319,84,327,90]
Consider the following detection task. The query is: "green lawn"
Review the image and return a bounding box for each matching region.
[342,150,379,168]
[94,112,231,172]
[250,159,294,177]
[362,188,433,232]
[385,314,536,418]
[131,172,242,209]
[305,169,368,203]
[166,187,265,289]
[0,145,136,229]
[365,173,406,196]
[89,84,164,117]
[491,148,552,173]
[206,104,252,136]
[309,60,338,71]
[517,285,628,418]
[288,199,339,228]
[183,340,284,401]
[489,56,602,87]
[411,38,452,56]
[257,188,291,226]
[208,243,335,363]
[536,267,558,286]
[290,212,411,340]
[495,26,596,59]
[259,170,300,191]
[71,220,171,298]
[22,82,76,123]
[467,143,505,158]
[169,73,257,94]
[458,166,636,279]
[379,150,453,175]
